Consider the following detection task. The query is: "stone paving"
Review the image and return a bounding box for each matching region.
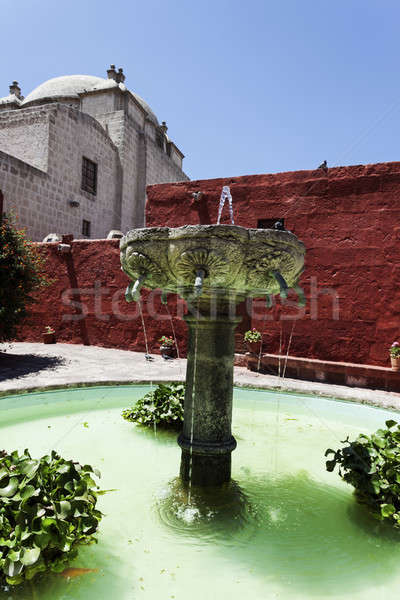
[1,342,400,411]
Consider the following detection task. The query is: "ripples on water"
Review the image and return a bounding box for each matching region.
[154,469,400,595]
[154,477,259,547]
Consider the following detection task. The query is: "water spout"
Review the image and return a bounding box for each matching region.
[194,268,206,296]
[272,270,288,299]
[125,274,146,302]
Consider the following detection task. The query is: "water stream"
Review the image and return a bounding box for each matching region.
[282,321,296,379]
[138,298,156,437]
[187,311,200,506]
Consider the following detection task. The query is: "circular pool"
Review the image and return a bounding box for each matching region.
[1,385,400,599]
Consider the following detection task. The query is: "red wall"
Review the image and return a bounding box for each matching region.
[146,162,400,367]
[18,161,400,367]
[19,239,188,356]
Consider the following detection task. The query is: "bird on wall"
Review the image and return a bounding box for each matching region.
[317,160,328,171]
[191,191,203,202]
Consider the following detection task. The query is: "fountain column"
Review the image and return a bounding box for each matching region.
[120,225,305,489]
[178,298,241,486]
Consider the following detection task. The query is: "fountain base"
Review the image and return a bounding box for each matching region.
[179,434,237,486]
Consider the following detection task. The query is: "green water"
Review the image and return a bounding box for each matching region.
[1,385,400,599]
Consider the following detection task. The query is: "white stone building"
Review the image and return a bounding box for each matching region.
[0,66,189,240]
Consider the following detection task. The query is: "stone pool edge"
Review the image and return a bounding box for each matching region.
[1,376,400,413]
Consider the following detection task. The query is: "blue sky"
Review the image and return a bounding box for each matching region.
[2,0,400,180]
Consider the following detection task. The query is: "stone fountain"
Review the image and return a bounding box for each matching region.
[120,225,305,486]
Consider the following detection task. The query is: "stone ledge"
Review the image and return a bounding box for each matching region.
[246,353,400,392]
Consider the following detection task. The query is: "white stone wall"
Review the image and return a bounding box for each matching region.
[0,108,49,170]
[96,107,140,230]
[81,91,118,117]
[0,104,121,241]
[145,136,189,187]
[86,91,188,228]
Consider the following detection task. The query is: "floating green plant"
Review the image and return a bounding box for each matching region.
[0,449,102,585]
[326,419,400,527]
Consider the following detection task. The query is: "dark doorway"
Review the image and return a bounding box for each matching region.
[257,218,284,229]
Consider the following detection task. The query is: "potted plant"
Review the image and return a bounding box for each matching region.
[390,341,400,371]
[244,328,262,354]
[42,325,56,344]
[159,335,176,359]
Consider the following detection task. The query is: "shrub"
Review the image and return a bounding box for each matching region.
[0,449,102,585]
[122,383,185,428]
[325,419,400,526]
[0,214,51,342]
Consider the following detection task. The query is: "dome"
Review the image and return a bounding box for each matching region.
[21,74,159,124]
[22,75,106,104]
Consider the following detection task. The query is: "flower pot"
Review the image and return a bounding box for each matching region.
[160,344,176,359]
[246,340,261,355]
[391,356,400,371]
[42,333,56,344]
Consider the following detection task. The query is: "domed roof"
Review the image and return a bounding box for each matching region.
[21,74,159,124]
[22,75,106,104]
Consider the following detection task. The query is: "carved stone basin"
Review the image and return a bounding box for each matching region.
[120,225,305,486]
[120,224,305,304]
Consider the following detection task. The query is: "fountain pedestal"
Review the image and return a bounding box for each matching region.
[178,310,241,486]
[120,224,305,487]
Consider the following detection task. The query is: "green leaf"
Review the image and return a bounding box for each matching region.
[386,420,398,429]
[57,500,71,519]
[6,559,23,577]
[0,468,9,482]
[20,485,38,502]
[0,477,18,497]
[19,460,39,479]
[372,434,386,449]
[20,547,41,566]
[381,503,396,517]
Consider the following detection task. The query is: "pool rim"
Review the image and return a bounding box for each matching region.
[0,380,399,415]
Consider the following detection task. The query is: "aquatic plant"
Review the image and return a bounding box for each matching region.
[0,449,102,585]
[326,419,400,526]
[122,383,185,428]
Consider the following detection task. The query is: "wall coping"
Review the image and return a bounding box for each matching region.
[247,353,400,393]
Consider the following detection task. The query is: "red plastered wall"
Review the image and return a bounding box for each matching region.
[146,162,400,366]
[18,239,188,356]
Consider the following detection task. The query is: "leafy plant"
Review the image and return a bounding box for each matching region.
[390,342,400,358]
[0,449,102,585]
[325,419,400,526]
[122,383,185,428]
[243,328,261,343]
[159,335,174,347]
[0,214,52,342]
